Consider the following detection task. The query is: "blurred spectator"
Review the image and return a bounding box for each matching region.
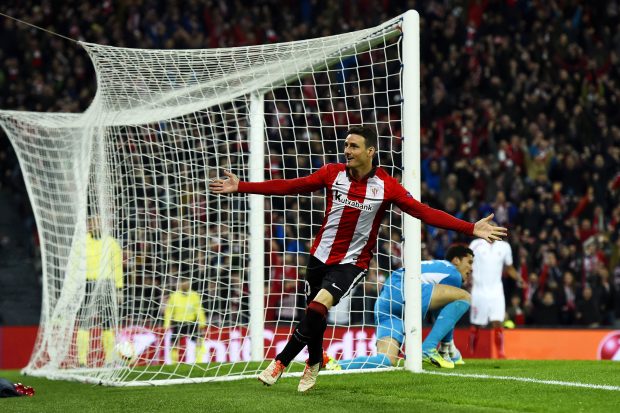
[558,271,578,325]
[517,198,544,235]
[575,285,601,328]
[582,236,606,283]
[505,294,525,327]
[489,190,517,227]
[421,158,441,196]
[530,291,561,326]
[590,265,616,326]
[439,173,464,207]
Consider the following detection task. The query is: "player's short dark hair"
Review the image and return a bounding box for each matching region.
[445,244,474,262]
[346,125,378,151]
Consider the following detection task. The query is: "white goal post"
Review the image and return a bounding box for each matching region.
[0,10,421,385]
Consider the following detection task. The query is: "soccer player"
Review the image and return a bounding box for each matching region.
[163,275,207,363]
[209,126,507,392]
[76,216,124,367]
[468,235,518,359]
[330,244,473,370]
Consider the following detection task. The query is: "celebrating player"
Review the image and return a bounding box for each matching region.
[209,125,506,392]
[329,244,473,370]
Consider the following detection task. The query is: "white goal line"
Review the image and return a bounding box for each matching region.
[422,370,620,392]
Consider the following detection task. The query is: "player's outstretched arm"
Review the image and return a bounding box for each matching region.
[473,213,507,242]
[210,166,327,195]
[209,170,239,194]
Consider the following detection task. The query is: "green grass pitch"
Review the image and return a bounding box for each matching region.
[2,360,619,412]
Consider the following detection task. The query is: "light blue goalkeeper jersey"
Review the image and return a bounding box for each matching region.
[420,260,463,288]
[375,260,463,343]
[389,260,462,290]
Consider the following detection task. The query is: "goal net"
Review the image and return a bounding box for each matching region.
[0,12,419,385]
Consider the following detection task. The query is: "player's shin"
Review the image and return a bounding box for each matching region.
[440,328,454,345]
[423,300,470,352]
[469,325,480,355]
[493,326,506,358]
[306,316,327,366]
[276,301,328,365]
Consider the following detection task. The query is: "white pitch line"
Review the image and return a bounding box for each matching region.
[422,370,620,392]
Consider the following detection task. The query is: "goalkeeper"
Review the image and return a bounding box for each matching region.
[210,126,506,392]
[329,244,473,370]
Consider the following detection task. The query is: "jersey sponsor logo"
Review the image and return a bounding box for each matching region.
[334,192,373,211]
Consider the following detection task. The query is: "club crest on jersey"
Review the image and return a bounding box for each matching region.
[334,192,373,211]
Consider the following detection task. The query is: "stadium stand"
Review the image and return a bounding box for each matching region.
[0,0,618,327]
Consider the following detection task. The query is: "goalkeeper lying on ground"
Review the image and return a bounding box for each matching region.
[327,244,473,370]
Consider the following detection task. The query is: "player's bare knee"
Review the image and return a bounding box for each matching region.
[458,289,471,303]
[376,337,400,366]
[378,347,398,367]
[385,354,398,367]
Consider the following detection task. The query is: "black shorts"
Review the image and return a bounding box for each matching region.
[304,256,367,306]
[170,324,199,344]
[79,280,116,329]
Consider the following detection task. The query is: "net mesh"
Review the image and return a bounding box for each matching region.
[0,15,410,385]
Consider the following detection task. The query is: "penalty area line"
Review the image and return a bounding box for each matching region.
[421,370,620,391]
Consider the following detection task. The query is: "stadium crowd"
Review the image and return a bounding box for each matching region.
[1,0,619,328]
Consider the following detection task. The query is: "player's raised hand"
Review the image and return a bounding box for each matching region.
[209,170,239,194]
[473,213,507,242]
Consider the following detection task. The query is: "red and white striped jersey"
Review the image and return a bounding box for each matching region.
[238,163,474,269]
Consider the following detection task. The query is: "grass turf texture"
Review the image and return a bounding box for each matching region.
[2,360,619,412]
